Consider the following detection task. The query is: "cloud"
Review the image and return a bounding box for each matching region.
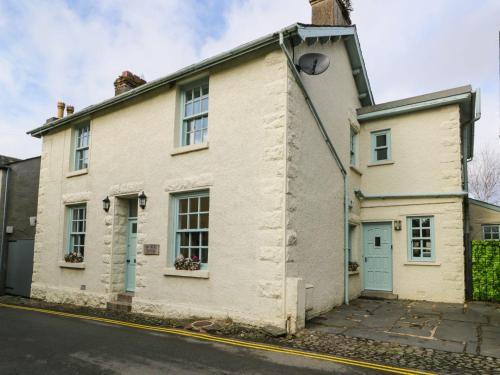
[0,0,498,159]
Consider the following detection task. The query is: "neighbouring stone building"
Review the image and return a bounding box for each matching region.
[0,156,41,297]
[469,199,500,241]
[27,0,481,332]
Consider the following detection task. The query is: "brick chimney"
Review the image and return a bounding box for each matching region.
[113,71,146,96]
[309,0,351,26]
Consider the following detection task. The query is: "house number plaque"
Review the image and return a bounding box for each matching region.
[143,244,160,255]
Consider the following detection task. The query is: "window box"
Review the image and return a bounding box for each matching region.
[59,261,86,269]
[164,268,209,279]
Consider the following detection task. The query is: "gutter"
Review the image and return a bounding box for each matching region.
[354,189,468,200]
[279,32,350,306]
[357,93,470,122]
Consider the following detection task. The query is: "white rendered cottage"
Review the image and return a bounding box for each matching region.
[28,0,480,333]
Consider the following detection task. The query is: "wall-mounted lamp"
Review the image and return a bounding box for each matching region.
[394,220,402,231]
[102,196,110,212]
[138,191,147,209]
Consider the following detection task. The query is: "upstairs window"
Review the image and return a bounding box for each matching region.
[371,129,391,162]
[483,224,500,240]
[407,217,435,261]
[67,204,87,259]
[350,128,357,166]
[181,82,209,146]
[74,125,90,170]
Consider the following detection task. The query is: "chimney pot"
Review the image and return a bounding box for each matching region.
[114,71,147,96]
[66,105,75,116]
[57,101,65,118]
[309,0,351,26]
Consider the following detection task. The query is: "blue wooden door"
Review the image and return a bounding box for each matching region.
[363,223,392,291]
[125,219,137,292]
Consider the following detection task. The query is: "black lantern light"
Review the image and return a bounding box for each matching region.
[138,191,147,209]
[102,196,110,212]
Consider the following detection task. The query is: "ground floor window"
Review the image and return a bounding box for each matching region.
[407,216,434,261]
[173,191,209,268]
[66,204,86,262]
[482,224,500,240]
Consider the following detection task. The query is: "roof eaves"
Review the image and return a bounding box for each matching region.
[295,24,374,106]
[469,198,500,213]
[357,86,473,122]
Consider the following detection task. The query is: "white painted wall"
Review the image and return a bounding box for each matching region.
[356,105,466,302]
[32,47,289,329]
[285,39,361,318]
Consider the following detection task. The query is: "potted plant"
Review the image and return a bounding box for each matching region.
[174,254,201,271]
[348,261,359,272]
[64,251,84,263]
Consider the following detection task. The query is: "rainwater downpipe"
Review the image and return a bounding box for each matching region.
[279,32,350,305]
[0,167,10,294]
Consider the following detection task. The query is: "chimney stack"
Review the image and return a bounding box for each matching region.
[66,105,75,116]
[57,101,65,118]
[309,0,351,26]
[114,71,146,96]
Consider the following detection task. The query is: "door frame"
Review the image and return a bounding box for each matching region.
[362,221,393,292]
[125,217,137,292]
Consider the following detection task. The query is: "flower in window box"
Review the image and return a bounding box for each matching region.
[64,251,84,263]
[174,254,201,270]
[348,261,359,272]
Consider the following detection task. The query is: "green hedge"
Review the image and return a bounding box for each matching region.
[472,240,500,302]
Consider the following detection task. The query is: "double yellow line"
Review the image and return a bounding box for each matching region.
[0,303,433,375]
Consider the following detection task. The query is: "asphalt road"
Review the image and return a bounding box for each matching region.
[0,305,383,374]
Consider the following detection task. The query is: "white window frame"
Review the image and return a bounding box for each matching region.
[180,81,209,146]
[67,204,87,257]
[407,216,435,262]
[172,191,209,269]
[482,224,500,240]
[73,124,90,170]
[371,129,391,162]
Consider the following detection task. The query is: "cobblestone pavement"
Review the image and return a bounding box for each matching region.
[307,299,500,359]
[1,296,499,374]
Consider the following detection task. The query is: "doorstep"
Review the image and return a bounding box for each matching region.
[360,290,399,300]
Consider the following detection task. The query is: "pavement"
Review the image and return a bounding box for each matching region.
[0,305,385,375]
[307,298,500,359]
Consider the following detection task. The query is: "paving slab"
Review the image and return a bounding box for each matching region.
[310,298,500,359]
[435,320,477,343]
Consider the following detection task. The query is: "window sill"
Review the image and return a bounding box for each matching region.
[66,168,88,178]
[367,161,394,167]
[171,142,209,156]
[163,268,209,279]
[59,261,86,269]
[349,271,360,276]
[403,262,441,267]
[350,166,362,176]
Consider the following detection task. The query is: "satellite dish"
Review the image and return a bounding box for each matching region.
[297,53,330,75]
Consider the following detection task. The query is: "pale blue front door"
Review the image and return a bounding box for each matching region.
[125,219,137,292]
[363,223,392,291]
